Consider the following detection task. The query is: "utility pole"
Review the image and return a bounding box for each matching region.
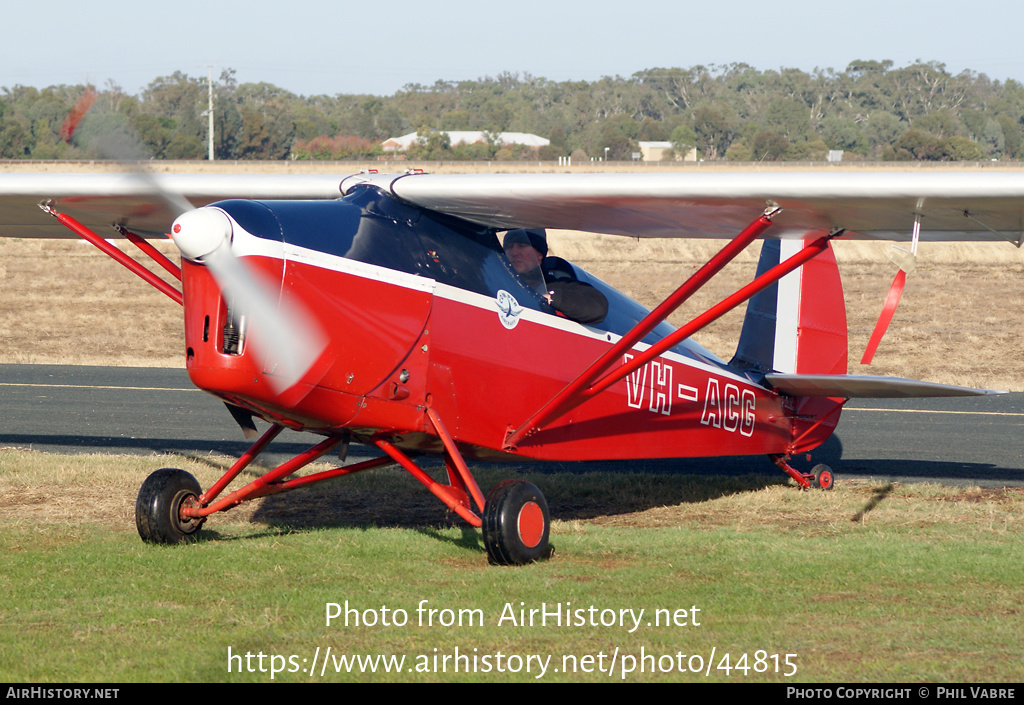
[207,66,214,161]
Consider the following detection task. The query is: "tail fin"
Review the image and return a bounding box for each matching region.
[732,237,847,376]
[732,237,848,454]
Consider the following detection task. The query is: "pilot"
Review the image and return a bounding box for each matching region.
[503,228,608,325]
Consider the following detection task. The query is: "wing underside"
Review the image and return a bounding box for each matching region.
[1,170,1023,244]
[0,173,345,238]
[347,171,1024,243]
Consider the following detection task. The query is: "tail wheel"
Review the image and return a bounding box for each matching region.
[811,464,835,491]
[482,480,551,566]
[136,468,205,544]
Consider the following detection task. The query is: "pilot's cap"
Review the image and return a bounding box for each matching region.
[503,228,548,257]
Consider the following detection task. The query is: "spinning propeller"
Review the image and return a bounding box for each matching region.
[170,206,326,393]
[61,88,327,397]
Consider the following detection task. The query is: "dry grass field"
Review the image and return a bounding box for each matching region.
[1,162,1022,390]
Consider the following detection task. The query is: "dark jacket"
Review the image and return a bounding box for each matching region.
[522,257,608,325]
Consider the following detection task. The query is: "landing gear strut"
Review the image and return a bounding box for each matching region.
[133,414,553,565]
[770,455,836,490]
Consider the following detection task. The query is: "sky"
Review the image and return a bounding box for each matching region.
[4,0,1024,97]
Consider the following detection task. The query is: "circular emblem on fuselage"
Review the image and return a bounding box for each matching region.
[496,290,523,329]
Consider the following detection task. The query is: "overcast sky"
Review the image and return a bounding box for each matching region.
[4,0,1022,97]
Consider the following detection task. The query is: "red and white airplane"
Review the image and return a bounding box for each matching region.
[0,169,1016,564]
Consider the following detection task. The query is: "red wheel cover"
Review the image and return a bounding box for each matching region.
[517,501,545,548]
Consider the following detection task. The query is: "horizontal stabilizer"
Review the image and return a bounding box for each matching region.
[764,373,1005,398]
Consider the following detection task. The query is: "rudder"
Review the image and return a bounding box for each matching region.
[732,237,847,376]
[732,237,848,453]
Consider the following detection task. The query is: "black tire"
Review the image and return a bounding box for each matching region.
[482,480,551,566]
[136,468,205,544]
[811,464,835,491]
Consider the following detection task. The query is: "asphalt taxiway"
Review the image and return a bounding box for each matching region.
[1,364,1021,487]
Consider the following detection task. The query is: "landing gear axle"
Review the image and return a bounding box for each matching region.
[770,455,836,490]
[133,419,553,566]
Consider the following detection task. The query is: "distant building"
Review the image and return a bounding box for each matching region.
[827,150,844,163]
[382,131,550,153]
[638,141,697,162]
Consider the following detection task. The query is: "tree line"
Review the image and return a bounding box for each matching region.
[2,61,1022,162]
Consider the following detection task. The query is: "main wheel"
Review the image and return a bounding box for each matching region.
[811,464,835,491]
[482,480,551,566]
[136,468,205,544]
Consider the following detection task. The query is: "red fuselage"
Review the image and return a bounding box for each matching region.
[180,190,836,463]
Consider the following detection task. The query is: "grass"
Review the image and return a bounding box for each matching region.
[1,449,1022,682]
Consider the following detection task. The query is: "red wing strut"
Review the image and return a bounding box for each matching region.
[504,209,846,450]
